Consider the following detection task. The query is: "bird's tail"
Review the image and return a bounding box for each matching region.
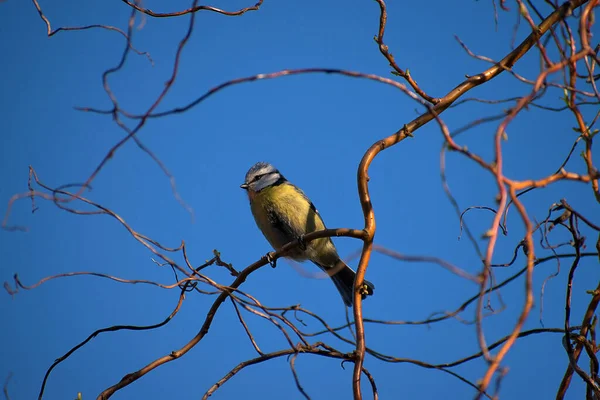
[322,260,375,307]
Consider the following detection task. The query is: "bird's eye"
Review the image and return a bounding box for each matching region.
[253,174,262,182]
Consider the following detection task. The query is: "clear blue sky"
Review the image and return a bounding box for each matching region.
[1,1,599,399]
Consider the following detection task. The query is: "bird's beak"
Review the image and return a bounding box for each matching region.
[240,183,249,190]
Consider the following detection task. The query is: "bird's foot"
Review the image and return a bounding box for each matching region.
[297,235,307,251]
[266,252,277,268]
[358,283,371,297]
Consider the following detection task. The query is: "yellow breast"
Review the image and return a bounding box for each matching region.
[250,183,334,262]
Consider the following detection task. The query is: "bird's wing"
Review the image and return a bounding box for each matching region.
[265,207,300,243]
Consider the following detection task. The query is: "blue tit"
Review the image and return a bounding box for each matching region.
[240,161,375,307]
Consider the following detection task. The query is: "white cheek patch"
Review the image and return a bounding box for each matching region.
[254,173,280,191]
[246,166,273,184]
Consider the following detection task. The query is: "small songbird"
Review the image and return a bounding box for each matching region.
[240,162,375,307]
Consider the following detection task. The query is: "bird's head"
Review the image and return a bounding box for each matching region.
[240,162,285,199]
